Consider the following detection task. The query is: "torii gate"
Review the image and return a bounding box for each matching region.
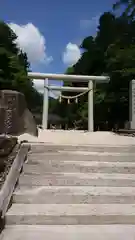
[28,72,110,131]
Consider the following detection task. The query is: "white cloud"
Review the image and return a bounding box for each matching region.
[50,90,60,99]
[33,79,44,94]
[62,42,81,65]
[33,80,61,99]
[9,23,53,65]
[80,14,100,30]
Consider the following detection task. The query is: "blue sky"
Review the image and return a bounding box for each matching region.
[1,0,116,94]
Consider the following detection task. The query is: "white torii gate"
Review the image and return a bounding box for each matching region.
[28,72,110,132]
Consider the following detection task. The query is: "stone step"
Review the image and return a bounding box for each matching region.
[29,144,135,153]
[23,161,135,174]
[27,153,135,162]
[18,172,135,187]
[1,225,135,240]
[5,204,135,225]
[13,186,135,204]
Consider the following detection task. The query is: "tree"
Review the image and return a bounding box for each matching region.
[63,10,135,130]
[113,0,135,19]
[0,21,43,112]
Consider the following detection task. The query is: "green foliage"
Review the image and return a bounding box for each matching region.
[113,0,135,19]
[0,21,43,112]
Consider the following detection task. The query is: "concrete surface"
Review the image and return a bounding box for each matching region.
[13,186,135,204]
[17,130,135,145]
[29,144,135,152]
[23,160,135,174]
[18,172,135,187]
[0,143,30,218]
[5,204,135,225]
[27,153,135,162]
[1,144,135,238]
[1,225,135,240]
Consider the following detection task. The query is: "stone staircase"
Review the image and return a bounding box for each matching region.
[1,144,135,239]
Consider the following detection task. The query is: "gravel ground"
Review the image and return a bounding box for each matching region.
[18,130,135,146]
[0,138,19,190]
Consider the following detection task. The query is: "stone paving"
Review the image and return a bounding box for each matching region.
[1,144,135,239]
